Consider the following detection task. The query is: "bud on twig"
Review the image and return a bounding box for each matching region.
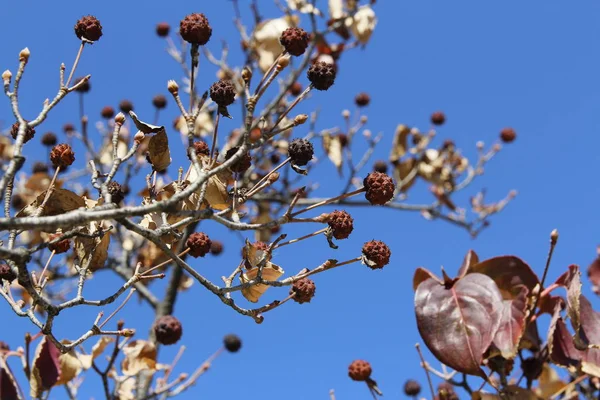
[550,229,559,244]
[115,112,126,125]
[19,47,30,63]
[277,55,291,70]
[2,70,12,85]
[294,114,308,125]
[242,67,252,83]
[342,109,350,119]
[134,131,145,145]
[167,80,179,96]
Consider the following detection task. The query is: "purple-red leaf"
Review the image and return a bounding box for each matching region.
[29,336,61,398]
[578,295,600,348]
[464,256,539,299]
[415,273,504,377]
[412,267,442,291]
[492,285,529,359]
[0,358,20,400]
[587,254,600,296]
[457,249,479,278]
[547,303,582,368]
[555,265,585,349]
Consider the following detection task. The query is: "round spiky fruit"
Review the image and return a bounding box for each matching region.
[74,15,103,41]
[186,232,212,258]
[348,360,372,381]
[50,144,75,168]
[307,61,336,91]
[290,278,316,304]
[288,138,314,166]
[179,13,212,45]
[280,27,310,56]
[210,80,236,107]
[363,172,395,205]
[153,315,183,345]
[10,121,35,143]
[362,240,391,269]
[327,210,354,239]
[223,334,242,352]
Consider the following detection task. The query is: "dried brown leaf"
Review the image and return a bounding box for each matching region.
[240,264,285,303]
[129,111,164,134]
[322,132,343,175]
[389,124,410,163]
[16,188,85,218]
[147,130,171,172]
[54,341,82,386]
[121,340,157,376]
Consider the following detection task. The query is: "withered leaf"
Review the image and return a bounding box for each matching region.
[240,264,284,303]
[147,130,171,172]
[389,124,410,163]
[464,256,539,300]
[582,347,600,378]
[322,132,343,175]
[491,285,529,359]
[555,265,584,349]
[121,340,157,376]
[74,221,110,271]
[30,336,61,398]
[54,341,82,386]
[16,188,85,218]
[415,273,504,377]
[534,364,568,399]
[393,158,417,192]
[577,295,600,348]
[129,111,164,134]
[0,357,21,400]
[78,336,114,370]
[587,256,600,296]
[472,386,541,400]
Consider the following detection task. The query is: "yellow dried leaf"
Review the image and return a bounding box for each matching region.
[253,16,298,72]
[240,263,284,303]
[174,112,214,138]
[147,130,171,172]
[322,132,343,175]
[74,220,110,271]
[129,111,163,134]
[121,340,157,376]
[55,341,83,386]
[116,376,136,400]
[389,124,410,163]
[16,188,85,218]
[345,5,377,44]
[78,337,115,370]
[393,158,417,192]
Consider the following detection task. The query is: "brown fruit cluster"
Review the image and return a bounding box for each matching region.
[404,380,421,396]
[500,127,516,143]
[186,232,212,257]
[348,360,372,381]
[119,100,134,114]
[152,94,167,109]
[153,315,183,345]
[289,82,303,96]
[288,138,314,166]
[179,13,212,45]
[156,22,170,37]
[192,140,210,157]
[0,264,16,283]
[50,144,75,168]
[210,80,236,107]
[63,123,75,133]
[362,240,391,269]
[225,146,252,174]
[355,92,371,107]
[373,160,387,174]
[307,61,336,91]
[210,241,223,255]
[101,106,115,119]
[41,132,57,147]
[431,111,446,126]
[10,121,35,143]
[48,235,71,254]
[107,181,125,204]
[327,210,354,239]
[74,15,103,41]
[223,334,242,352]
[280,27,310,56]
[363,172,395,205]
[290,278,316,304]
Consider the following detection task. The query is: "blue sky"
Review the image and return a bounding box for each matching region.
[1,1,600,399]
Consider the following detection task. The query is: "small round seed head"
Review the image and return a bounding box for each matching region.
[327,210,354,239]
[307,61,336,91]
[74,15,103,41]
[373,160,388,174]
[119,100,134,114]
[156,22,170,37]
[48,235,71,254]
[223,334,242,352]
[50,143,75,168]
[11,194,25,210]
[152,94,167,109]
[288,138,314,166]
[362,240,391,269]
[63,123,75,133]
[500,127,516,143]
[363,172,395,205]
[210,241,223,255]
[280,27,310,56]
[179,13,212,45]
[41,132,57,147]
[289,82,303,96]
[348,360,372,381]
[290,278,316,304]
[431,111,446,126]
[74,77,90,93]
[404,380,421,396]
[32,162,49,174]
[153,315,183,345]
[10,121,35,143]
[186,232,212,258]
[210,80,236,107]
[191,141,210,157]
[0,263,16,283]
[101,106,115,119]
[355,92,371,107]
[225,146,252,174]
[0,341,9,352]
[270,153,281,164]
[107,181,125,204]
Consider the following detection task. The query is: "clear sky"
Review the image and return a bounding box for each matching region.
[1,1,600,399]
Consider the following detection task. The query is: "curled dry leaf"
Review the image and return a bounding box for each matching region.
[287,0,322,15]
[116,376,136,400]
[328,0,345,19]
[240,263,285,303]
[414,272,504,377]
[0,357,21,400]
[129,111,163,134]
[100,136,129,166]
[174,113,214,138]
[534,364,568,399]
[393,158,417,192]
[345,5,377,44]
[252,16,297,72]
[74,219,110,272]
[322,132,343,175]
[389,124,410,164]
[188,161,232,211]
[29,336,60,398]
[78,336,114,369]
[147,130,171,172]
[0,135,14,160]
[547,303,582,368]
[54,340,82,386]
[121,340,157,376]
[16,188,85,219]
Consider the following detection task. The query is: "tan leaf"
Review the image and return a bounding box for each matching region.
[129,111,163,134]
[254,203,273,243]
[147,130,171,172]
[389,124,410,164]
[30,336,60,398]
[534,364,568,398]
[329,0,344,19]
[345,5,377,44]
[74,217,110,271]
[287,0,322,15]
[240,263,284,303]
[54,341,83,386]
[121,340,157,376]
[16,188,85,218]
[78,337,115,370]
[393,158,417,192]
[253,16,298,72]
[322,132,343,175]
[174,113,214,138]
[0,135,14,160]
[100,137,129,165]
[116,376,136,400]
